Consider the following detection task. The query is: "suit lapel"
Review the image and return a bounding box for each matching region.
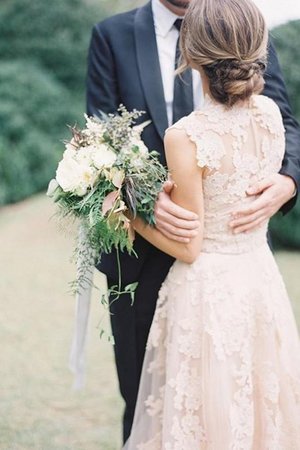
[134,2,169,141]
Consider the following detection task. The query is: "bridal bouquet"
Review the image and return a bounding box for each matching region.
[47,106,167,297]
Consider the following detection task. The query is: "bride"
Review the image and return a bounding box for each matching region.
[124,0,300,447]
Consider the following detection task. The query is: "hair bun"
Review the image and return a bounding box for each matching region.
[204,58,266,107]
[179,0,268,107]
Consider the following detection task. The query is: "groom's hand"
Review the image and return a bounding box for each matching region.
[154,180,200,243]
[229,174,296,234]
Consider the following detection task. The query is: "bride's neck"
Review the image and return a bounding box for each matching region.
[199,68,211,97]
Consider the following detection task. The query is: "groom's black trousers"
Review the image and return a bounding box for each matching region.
[107,246,174,443]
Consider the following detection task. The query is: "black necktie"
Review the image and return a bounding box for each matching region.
[172,19,194,124]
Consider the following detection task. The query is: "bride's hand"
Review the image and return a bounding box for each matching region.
[229,174,297,234]
[154,180,200,243]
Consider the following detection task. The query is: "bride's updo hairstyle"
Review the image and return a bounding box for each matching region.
[179,0,268,107]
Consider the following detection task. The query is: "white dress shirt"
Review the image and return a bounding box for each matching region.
[152,0,203,126]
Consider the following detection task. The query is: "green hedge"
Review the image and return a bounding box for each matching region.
[0,60,80,204]
[269,20,300,249]
[0,0,104,205]
[0,0,102,92]
[271,21,300,123]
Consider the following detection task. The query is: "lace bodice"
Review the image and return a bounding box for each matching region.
[167,94,285,254]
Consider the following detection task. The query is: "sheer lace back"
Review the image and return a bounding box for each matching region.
[167,94,285,254]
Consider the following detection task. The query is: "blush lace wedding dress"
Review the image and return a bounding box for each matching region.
[123,95,300,449]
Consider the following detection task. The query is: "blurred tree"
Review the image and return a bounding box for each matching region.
[0,0,148,205]
[0,0,105,92]
[0,0,105,205]
[94,0,144,14]
[271,20,300,123]
[269,20,300,249]
[0,60,79,204]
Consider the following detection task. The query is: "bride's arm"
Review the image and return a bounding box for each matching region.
[132,128,204,264]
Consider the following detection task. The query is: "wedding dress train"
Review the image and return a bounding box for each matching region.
[124,95,300,449]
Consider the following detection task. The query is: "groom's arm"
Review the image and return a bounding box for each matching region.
[86,23,120,117]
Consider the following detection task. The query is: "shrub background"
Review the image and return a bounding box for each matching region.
[0,0,104,204]
[0,0,299,247]
[269,21,300,248]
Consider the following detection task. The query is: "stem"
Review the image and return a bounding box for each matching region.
[106,246,122,311]
[116,245,122,295]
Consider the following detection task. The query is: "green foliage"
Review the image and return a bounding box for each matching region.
[271,20,300,123]
[95,0,144,15]
[270,208,300,249]
[0,60,79,204]
[269,20,300,249]
[0,0,102,92]
[0,0,105,205]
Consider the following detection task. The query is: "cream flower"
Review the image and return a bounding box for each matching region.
[75,145,96,166]
[92,144,117,169]
[56,154,98,196]
[64,141,77,158]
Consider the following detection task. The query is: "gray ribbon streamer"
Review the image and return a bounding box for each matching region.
[69,224,94,390]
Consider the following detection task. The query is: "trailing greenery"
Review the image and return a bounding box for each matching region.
[269,20,300,249]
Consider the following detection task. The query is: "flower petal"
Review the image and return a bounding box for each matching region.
[102,190,119,215]
[112,170,125,188]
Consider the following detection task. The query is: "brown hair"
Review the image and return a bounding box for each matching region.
[179,0,268,107]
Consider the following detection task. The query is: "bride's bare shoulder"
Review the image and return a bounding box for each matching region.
[163,115,200,167]
[164,120,197,152]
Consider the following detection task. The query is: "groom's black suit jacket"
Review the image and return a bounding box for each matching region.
[86,1,300,441]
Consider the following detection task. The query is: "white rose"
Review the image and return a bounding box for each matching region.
[92,144,117,169]
[56,154,98,196]
[56,157,81,193]
[76,166,99,196]
[75,145,96,166]
[64,142,77,159]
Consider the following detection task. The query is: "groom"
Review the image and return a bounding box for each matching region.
[86,0,300,442]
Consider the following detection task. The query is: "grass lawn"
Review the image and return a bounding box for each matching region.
[0,194,299,450]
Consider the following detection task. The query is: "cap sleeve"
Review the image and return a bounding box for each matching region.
[165,113,226,171]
